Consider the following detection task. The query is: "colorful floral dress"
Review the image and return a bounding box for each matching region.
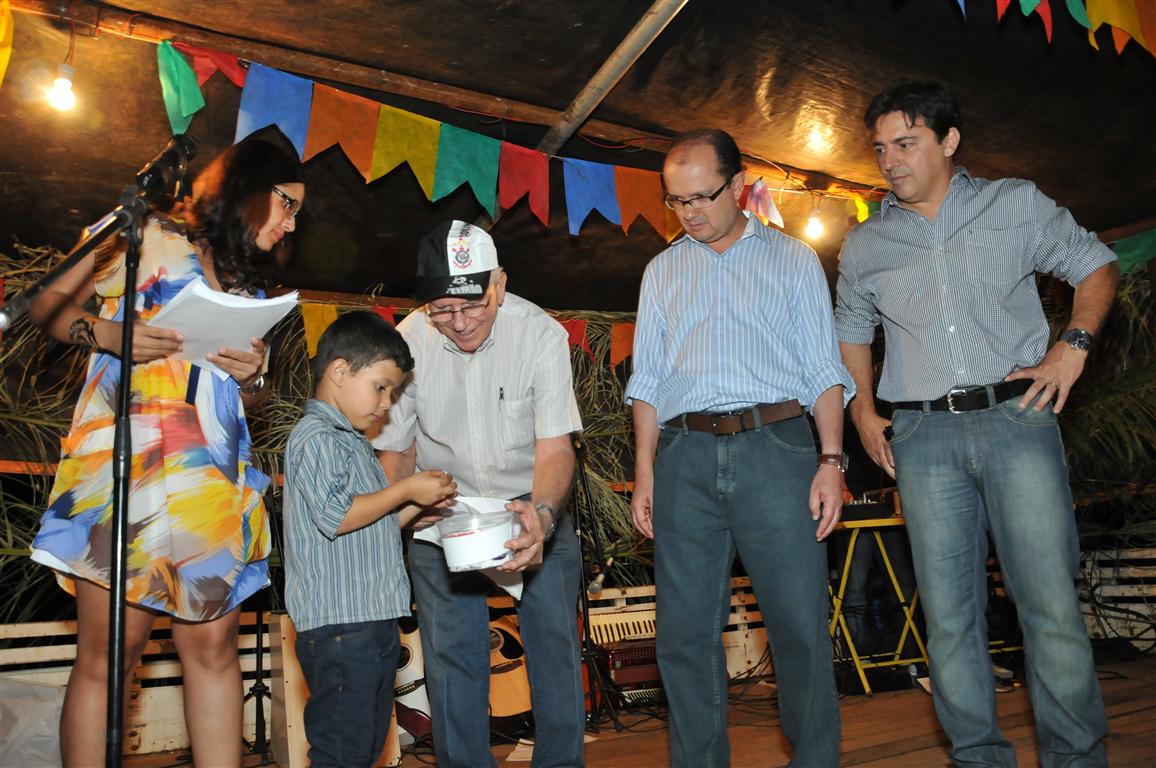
[30,216,271,621]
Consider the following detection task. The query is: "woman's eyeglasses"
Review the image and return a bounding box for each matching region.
[272,186,301,219]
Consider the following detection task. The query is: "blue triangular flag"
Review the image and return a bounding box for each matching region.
[235,63,313,159]
[562,158,621,236]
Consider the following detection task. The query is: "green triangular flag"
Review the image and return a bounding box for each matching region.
[157,40,204,134]
[432,124,501,218]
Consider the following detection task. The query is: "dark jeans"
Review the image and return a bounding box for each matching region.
[295,619,401,768]
[653,416,841,768]
[409,515,585,768]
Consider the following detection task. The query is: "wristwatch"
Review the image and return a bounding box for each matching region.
[239,373,266,396]
[1059,328,1094,351]
[817,453,849,472]
[534,503,558,539]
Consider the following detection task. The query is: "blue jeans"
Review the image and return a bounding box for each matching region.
[295,619,401,768]
[409,513,585,768]
[653,417,841,768]
[889,398,1107,767]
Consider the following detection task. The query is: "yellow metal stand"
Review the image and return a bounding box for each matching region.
[828,515,929,696]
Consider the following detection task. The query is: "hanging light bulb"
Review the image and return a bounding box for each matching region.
[47,63,76,110]
[47,20,78,111]
[804,195,824,240]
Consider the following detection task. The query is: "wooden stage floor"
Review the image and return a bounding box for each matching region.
[130,656,1155,767]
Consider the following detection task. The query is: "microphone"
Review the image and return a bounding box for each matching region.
[586,556,615,596]
[134,134,197,207]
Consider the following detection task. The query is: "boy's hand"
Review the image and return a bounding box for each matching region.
[407,470,457,507]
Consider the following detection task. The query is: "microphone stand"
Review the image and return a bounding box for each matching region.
[570,435,622,732]
[2,136,196,768]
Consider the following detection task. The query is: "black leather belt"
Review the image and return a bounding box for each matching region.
[890,379,1032,413]
[665,401,802,436]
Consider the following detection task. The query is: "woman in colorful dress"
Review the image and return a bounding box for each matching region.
[28,138,304,768]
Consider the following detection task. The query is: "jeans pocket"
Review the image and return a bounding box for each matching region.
[887,408,923,446]
[996,395,1058,427]
[654,426,684,463]
[760,415,815,454]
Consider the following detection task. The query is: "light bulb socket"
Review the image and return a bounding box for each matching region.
[55,63,75,83]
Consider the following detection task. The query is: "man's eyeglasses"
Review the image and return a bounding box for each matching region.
[663,176,734,211]
[272,186,301,219]
[427,292,492,324]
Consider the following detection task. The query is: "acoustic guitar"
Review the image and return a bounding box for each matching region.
[488,615,533,720]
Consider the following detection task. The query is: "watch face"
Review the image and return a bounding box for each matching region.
[1062,329,1093,350]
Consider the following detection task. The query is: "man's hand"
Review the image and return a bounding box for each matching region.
[497,499,550,572]
[810,465,845,541]
[853,410,895,479]
[630,473,655,539]
[1005,341,1088,414]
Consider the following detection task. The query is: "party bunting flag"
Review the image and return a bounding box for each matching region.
[1019,0,1040,15]
[1139,2,1156,55]
[235,63,313,158]
[1065,0,1090,28]
[1086,0,1150,53]
[558,318,594,361]
[172,42,246,88]
[614,166,670,238]
[301,303,338,357]
[432,125,501,217]
[370,104,441,199]
[372,305,397,327]
[956,0,966,18]
[499,142,550,227]
[157,41,205,135]
[1110,228,1156,274]
[744,178,785,229]
[852,195,871,223]
[303,84,381,181]
[0,0,13,90]
[997,0,1013,21]
[610,322,635,368]
[563,158,621,236]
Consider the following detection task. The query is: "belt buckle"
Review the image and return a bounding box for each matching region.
[711,416,724,436]
[946,387,969,414]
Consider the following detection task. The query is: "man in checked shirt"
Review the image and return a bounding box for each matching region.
[836,81,1118,767]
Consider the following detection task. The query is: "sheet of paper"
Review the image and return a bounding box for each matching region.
[147,278,298,377]
[415,496,523,599]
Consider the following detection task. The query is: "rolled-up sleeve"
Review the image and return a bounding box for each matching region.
[834,237,880,345]
[624,262,667,410]
[792,253,854,407]
[1028,183,1117,286]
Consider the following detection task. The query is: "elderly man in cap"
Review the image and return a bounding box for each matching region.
[374,220,586,768]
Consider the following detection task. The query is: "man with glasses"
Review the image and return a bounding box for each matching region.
[374,220,586,768]
[626,128,851,767]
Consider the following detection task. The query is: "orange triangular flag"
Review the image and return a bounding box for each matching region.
[558,318,595,361]
[499,143,550,227]
[303,84,381,181]
[614,166,668,238]
[610,322,635,368]
[301,303,338,357]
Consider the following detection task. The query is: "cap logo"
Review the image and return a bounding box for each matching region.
[450,236,472,271]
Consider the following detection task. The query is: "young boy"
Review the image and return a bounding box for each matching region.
[283,311,456,768]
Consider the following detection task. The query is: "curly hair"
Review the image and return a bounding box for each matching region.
[185,138,304,294]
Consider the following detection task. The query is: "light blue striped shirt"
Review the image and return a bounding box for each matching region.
[835,168,1117,402]
[625,213,854,425]
[283,399,409,632]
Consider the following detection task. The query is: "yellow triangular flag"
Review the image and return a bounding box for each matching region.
[370,104,441,199]
[301,303,338,358]
[0,0,15,89]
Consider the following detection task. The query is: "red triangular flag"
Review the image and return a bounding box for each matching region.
[372,305,397,327]
[558,318,594,361]
[609,322,635,368]
[996,0,1014,21]
[499,143,549,227]
[172,42,247,87]
[1037,0,1054,42]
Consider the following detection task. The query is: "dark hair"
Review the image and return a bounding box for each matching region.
[668,128,743,181]
[311,311,414,382]
[186,138,304,294]
[864,82,961,141]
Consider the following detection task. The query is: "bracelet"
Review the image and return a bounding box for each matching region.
[534,503,557,539]
[817,452,849,472]
[239,373,265,396]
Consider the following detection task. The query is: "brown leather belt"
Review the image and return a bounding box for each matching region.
[665,401,802,436]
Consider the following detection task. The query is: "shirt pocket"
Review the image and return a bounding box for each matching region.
[965,224,1033,293]
[500,396,536,451]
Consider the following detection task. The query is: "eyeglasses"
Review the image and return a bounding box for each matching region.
[663,176,734,211]
[427,292,492,324]
[272,186,301,219]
